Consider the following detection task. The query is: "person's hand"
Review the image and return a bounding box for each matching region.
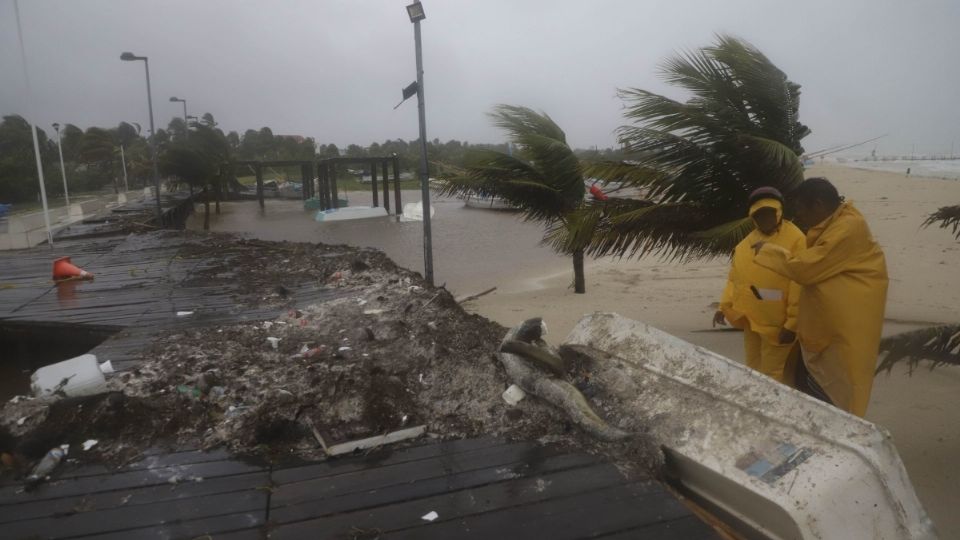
[751,241,766,255]
[778,328,797,344]
[712,310,726,327]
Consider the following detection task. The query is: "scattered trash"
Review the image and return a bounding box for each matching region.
[31,354,108,398]
[27,444,69,485]
[421,511,439,522]
[363,309,386,315]
[266,337,281,350]
[82,439,98,451]
[8,395,28,404]
[338,346,352,352]
[17,416,27,426]
[176,311,194,317]
[99,360,115,374]
[176,385,201,399]
[262,321,274,330]
[427,321,438,330]
[502,384,526,406]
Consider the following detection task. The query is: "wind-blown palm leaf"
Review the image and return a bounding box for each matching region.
[436,104,593,292]
[571,35,809,260]
[877,324,960,374]
[923,205,960,239]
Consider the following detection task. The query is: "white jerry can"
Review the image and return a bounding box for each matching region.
[564,312,936,540]
[31,354,109,398]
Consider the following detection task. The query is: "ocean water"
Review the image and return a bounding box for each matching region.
[839,159,960,180]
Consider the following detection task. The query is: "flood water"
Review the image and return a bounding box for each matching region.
[187,190,570,295]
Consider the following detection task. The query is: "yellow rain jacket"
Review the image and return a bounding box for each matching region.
[755,202,888,417]
[720,199,805,382]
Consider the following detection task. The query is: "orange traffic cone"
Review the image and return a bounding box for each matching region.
[52,256,94,282]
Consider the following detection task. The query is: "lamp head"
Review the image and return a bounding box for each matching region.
[52,122,60,131]
[120,52,140,61]
[406,2,425,22]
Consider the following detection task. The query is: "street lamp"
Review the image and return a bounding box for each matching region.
[51,123,69,207]
[169,96,188,138]
[406,1,434,286]
[120,51,162,221]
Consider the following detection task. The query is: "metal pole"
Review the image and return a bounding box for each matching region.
[120,144,129,191]
[54,126,70,207]
[14,0,53,246]
[414,18,434,285]
[143,58,162,221]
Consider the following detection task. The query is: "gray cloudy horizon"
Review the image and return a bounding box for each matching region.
[2,0,959,157]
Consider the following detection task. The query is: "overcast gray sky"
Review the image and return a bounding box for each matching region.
[2,0,958,156]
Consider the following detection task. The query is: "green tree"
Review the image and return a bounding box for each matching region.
[567,35,811,261]
[437,105,591,293]
[160,125,233,229]
[79,127,119,193]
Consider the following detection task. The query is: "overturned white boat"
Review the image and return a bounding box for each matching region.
[463,193,517,211]
[314,206,388,222]
[499,313,936,540]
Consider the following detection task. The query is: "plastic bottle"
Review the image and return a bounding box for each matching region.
[26,444,69,484]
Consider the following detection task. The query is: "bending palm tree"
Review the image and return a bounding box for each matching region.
[437,105,590,293]
[877,207,960,372]
[557,35,811,260]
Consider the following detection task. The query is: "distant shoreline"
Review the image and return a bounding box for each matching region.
[834,160,960,181]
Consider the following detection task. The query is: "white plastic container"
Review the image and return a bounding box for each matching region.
[31,354,108,398]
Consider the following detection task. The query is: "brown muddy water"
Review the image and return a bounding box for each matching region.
[187,190,570,295]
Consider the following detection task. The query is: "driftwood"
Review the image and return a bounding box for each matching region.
[456,287,496,304]
[497,318,631,442]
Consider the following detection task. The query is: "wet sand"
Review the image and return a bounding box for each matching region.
[191,165,960,536]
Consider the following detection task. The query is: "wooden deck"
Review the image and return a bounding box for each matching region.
[0,438,715,539]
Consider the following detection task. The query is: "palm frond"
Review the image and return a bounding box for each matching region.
[434,105,583,224]
[923,205,960,239]
[579,35,809,260]
[877,324,960,374]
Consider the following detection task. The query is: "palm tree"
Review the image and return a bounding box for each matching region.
[437,105,591,293]
[877,207,960,372]
[557,35,811,261]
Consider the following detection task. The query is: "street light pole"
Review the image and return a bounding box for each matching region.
[407,1,434,286]
[13,0,53,246]
[52,123,70,207]
[121,51,163,221]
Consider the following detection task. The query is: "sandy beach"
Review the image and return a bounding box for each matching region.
[468,163,960,537]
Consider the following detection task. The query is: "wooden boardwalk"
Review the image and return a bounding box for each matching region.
[0,438,715,539]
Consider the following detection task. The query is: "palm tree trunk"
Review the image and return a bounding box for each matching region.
[573,248,586,294]
[215,181,221,214]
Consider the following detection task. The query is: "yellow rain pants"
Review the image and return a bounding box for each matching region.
[755,202,888,417]
[719,199,806,384]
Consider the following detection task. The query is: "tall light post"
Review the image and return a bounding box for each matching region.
[120,51,162,221]
[52,123,70,207]
[406,0,434,286]
[13,0,53,246]
[169,96,188,139]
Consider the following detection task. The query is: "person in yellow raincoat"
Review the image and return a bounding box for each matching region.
[753,178,888,417]
[714,187,805,384]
